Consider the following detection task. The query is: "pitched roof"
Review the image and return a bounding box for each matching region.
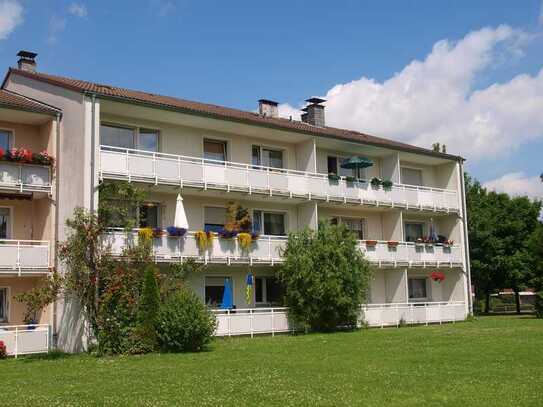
[4,68,462,160]
[0,88,59,116]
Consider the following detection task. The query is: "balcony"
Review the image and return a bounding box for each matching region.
[0,325,50,357]
[104,232,462,268]
[0,240,50,274]
[99,146,459,212]
[0,161,52,194]
[104,231,286,265]
[359,240,463,268]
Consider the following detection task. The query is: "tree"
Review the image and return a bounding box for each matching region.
[14,272,63,324]
[276,222,372,331]
[466,175,542,313]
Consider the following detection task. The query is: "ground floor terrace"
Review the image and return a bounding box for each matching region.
[1,316,540,406]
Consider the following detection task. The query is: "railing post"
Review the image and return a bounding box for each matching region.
[271,308,275,337]
[14,327,18,358]
[126,149,131,182]
[266,167,270,194]
[268,237,272,263]
[17,240,21,276]
[227,309,231,337]
[18,164,23,192]
[153,152,158,185]
[250,309,254,338]
[177,156,182,186]
[438,302,442,325]
[425,303,429,326]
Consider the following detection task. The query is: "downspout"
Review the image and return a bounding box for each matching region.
[52,112,62,347]
[90,94,96,213]
[459,160,473,315]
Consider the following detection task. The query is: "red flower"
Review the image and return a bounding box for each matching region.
[0,148,4,159]
[430,271,445,282]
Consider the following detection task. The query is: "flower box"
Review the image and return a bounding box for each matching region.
[166,226,187,237]
[365,239,378,247]
[345,176,356,183]
[382,179,393,191]
[387,240,399,248]
[0,148,55,166]
[328,173,340,182]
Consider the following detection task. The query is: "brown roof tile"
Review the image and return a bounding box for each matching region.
[5,68,462,160]
[0,88,59,116]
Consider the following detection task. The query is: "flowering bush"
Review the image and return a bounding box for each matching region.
[138,228,154,242]
[32,151,55,165]
[0,340,6,358]
[430,271,446,282]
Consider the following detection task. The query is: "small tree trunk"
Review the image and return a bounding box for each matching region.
[485,292,491,314]
[514,290,521,314]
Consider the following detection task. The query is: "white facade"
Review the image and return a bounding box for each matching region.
[3,68,472,348]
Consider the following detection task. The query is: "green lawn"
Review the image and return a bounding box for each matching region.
[2,316,542,406]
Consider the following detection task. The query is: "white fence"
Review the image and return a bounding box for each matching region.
[0,162,52,194]
[211,302,467,336]
[104,231,286,265]
[0,240,50,274]
[100,146,459,212]
[359,241,463,267]
[361,301,467,328]
[213,307,291,337]
[0,325,50,357]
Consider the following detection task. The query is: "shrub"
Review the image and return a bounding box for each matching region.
[0,340,6,359]
[535,292,543,319]
[277,222,372,332]
[131,267,161,353]
[156,288,216,352]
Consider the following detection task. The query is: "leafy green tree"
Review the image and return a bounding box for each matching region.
[277,222,372,331]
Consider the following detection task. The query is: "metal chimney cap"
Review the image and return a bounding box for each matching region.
[17,50,38,59]
[305,97,326,105]
[258,99,279,106]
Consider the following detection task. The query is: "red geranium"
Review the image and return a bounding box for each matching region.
[0,148,4,159]
[0,340,7,359]
[430,271,445,282]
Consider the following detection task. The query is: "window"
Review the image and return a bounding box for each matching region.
[205,277,227,307]
[139,203,160,229]
[253,210,286,236]
[101,124,135,149]
[0,288,7,322]
[255,277,283,305]
[0,208,10,239]
[405,222,425,242]
[204,206,227,232]
[401,167,423,186]
[327,155,363,178]
[252,145,284,169]
[342,218,365,240]
[408,278,428,300]
[204,139,227,162]
[139,129,159,152]
[0,130,13,151]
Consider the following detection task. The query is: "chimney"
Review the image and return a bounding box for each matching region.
[17,50,38,72]
[301,97,326,127]
[258,99,279,118]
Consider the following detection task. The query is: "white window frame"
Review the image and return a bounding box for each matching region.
[400,165,424,186]
[0,286,10,323]
[408,277,430,302]
[251,209,288,236]
[203,137,229,163]
[0,206,13,240]
[100,122,161,152]
[254,276,281,305]
[0,128,15,151]
[251,144,286,169]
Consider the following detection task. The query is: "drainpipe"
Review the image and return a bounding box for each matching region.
[90,94,96,213]
[459,160,473,315]
[52,112,62,347]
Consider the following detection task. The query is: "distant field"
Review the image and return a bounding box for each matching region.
[1,316,542,406]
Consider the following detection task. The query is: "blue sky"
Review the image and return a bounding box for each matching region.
[0,0,542,198]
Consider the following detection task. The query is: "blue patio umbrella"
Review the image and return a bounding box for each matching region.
[221,277,233,309]
[340,156,374,179]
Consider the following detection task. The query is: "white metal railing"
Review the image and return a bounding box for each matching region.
[361,301,466,328]
[0,324,50,357]
[0,162,52,194]
[99,146,459,211]
[0,240,50,274]
[359,240,463,266]
[210,302,466,336]
[213,307,291,337]
[104,231,287,264]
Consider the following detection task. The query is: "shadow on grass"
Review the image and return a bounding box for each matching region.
[17,349,74,362]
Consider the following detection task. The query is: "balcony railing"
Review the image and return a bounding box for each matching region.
[211,302,466,336]
[104,231,286,265]
[0,162,52,194]
[0,240,50,274]
[359,240,463,267]
[104,232,462,268]
[100,146,459,212]
[0,325,50,357]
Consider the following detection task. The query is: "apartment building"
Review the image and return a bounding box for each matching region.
[1,52,471,353]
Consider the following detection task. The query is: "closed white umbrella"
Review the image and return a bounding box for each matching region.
[174,193,189,229]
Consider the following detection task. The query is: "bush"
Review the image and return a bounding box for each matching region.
[277,222,372,332]
[0,340,6,359]
[131,267,161,354]
[535,292,543,319]
[156,288,216,352]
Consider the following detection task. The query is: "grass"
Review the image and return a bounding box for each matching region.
[1,316,542,406]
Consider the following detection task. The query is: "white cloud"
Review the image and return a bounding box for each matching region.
[0,0,23,40]
[279,25,543,161]
[484,172,543,200]
[47,15,66,44]
[68,2,87,18]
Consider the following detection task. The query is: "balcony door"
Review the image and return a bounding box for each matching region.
[0,207,11,239]
[0,129,13,151]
